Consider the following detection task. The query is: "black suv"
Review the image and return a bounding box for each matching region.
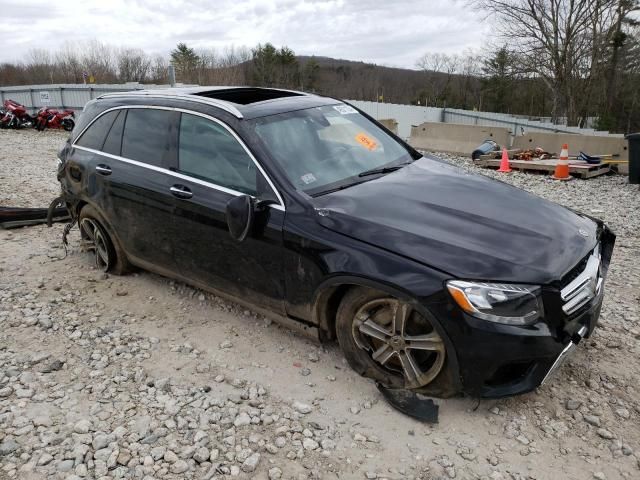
[57,87,614,398]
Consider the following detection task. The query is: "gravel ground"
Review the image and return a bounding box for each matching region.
[0,129,639,480]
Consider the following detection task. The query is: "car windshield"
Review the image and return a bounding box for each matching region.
[250,104,416,196]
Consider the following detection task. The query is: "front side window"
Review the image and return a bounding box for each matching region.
[121,109,175,167]
[178,113,258,195]
[250,104,417,195]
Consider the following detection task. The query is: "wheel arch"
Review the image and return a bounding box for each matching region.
[312,274,463,394]
[76,200,128,260]
[313,274,434,336]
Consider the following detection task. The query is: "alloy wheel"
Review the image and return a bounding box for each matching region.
[80,218,111,271]
[352,298,445,389]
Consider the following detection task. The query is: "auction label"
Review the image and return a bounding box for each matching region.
[355,132,378,151]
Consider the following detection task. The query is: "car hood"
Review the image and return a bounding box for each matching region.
[311,156,598,284]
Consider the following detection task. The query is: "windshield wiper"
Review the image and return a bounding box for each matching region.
[311,180,370,197]
[358,162,412,177]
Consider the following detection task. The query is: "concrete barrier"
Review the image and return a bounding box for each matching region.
[513,132,628,158]
[408,122,630,165]
[379,118,398,135]
[409,122,511,155]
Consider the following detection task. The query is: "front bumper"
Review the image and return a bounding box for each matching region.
[429,225,614,398]
[442,294,603,398]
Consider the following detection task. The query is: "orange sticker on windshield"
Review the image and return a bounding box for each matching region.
[355,132,378,151]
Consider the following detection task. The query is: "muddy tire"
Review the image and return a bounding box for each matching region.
[336,286,459,398]
[78,205,131,275]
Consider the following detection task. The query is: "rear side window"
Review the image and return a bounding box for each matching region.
[76,110,118,150]
[102,110,125,156]
[121,109,174,167]
[178,113,258,195]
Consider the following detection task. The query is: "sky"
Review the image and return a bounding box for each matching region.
[2,0,489,69]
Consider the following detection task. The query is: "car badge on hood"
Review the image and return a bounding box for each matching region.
[578,228,589,237]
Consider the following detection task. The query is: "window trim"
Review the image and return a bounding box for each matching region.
[74,109,119,151]
[72,105,285,210]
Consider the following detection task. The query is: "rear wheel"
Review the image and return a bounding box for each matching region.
[78,205,131,275]
[62,118,75,131]
[336,287,458,397]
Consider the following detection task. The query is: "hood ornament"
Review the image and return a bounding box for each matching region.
[578,228,589,237]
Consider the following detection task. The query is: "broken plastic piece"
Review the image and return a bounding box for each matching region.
[376,383,439,423]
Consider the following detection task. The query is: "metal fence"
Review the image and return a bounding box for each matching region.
[0,84,622,140]
[0,83,164,114]
[347,100,623,139]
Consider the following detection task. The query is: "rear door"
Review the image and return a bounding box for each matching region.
[168,111,286,314]
[72,106,181,274]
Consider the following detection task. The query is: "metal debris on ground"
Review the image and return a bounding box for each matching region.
[0,205,69,229]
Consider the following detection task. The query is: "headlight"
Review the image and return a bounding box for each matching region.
[446,280,543,325]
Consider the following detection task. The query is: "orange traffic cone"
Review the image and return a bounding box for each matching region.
[497,148,512,172]
[552,143,571,180]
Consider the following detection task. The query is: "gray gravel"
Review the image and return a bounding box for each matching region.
[0,133,638,480]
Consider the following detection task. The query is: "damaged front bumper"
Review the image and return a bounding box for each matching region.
[429,224,615,398]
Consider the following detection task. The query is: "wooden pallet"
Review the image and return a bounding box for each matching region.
[476,158,611,179]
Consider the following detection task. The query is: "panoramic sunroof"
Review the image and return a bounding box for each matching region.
[195,88,303,105]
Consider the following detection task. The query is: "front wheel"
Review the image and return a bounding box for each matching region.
[336,287,458,397]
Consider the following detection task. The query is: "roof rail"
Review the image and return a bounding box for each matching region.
[96,91,244,118]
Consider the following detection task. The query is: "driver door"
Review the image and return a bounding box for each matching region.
[168,112,286,314]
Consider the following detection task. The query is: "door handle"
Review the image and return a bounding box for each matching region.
[95,164,112,175]
[170,185,193,199]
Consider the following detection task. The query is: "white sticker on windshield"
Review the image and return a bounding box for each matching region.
[333,104,358,115]
[301,173,317,185]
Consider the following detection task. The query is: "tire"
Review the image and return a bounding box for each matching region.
[78,205,132,275]
[336,286,459,397]
[62,119,75,131]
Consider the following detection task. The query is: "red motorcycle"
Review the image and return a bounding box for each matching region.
[35,107,75,131]
[0,99,34,129]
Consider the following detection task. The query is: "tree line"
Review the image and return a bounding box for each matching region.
[0,0,638,133]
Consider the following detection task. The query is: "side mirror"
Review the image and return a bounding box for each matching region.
[225,195,255,242]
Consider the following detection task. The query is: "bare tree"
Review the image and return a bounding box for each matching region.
[116,48,152,83]
[416,52,461,106]
[55,42,83,83]
[149,55,169,84]
[471,0,632,124]
[80,40,116,83]
[24,49,54,83]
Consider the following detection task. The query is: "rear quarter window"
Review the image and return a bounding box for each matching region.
[121,109,175,167]
[75,110,119,150]
[102,110,125,156]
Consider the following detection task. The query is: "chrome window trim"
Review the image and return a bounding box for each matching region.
[97,92,244,118]
[72,105,285,210]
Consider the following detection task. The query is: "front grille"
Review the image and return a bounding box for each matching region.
[560,254,590,289]
[560,245,602,316]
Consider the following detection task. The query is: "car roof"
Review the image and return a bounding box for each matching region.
[97,86,342,120]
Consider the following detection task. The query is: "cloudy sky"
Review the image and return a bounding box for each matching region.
[3,0,488,69]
